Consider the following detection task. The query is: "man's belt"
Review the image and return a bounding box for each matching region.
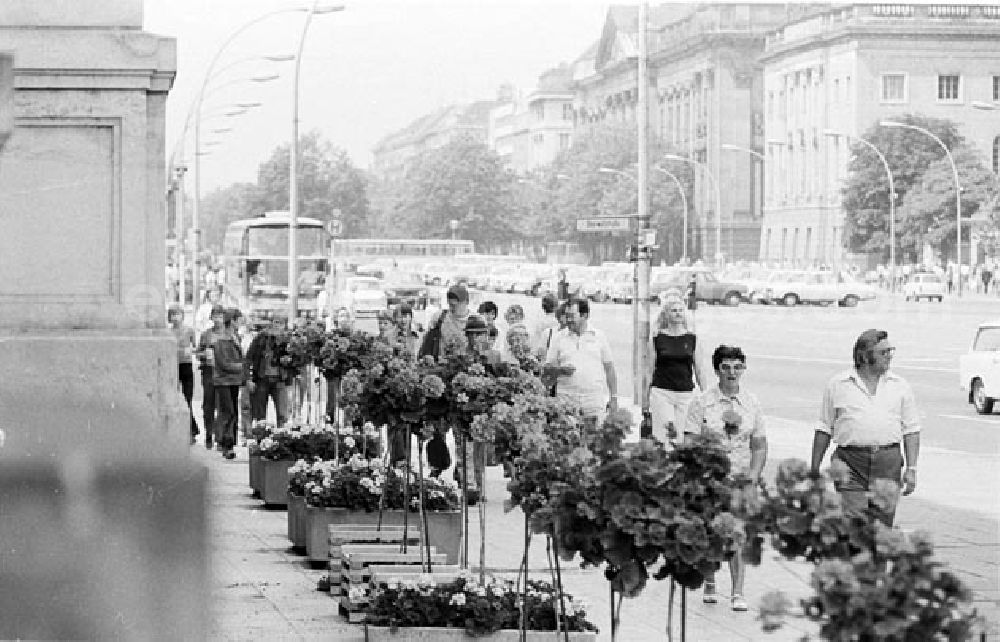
[838,443,900,453]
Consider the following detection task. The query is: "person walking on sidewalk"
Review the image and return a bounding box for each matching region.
[810,329,920,527]
[168,305,199,444]
[196,304,225,450]
[684,344,767,612]
[212,308,246,460]
[245,316,289,427]
[543,297,618,425]
[647,291,706,443]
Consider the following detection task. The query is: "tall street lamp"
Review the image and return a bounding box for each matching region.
[720,143,765,260]
[824,130,897,290]
[880,120,962,296]
[289,2,346,322]
[653,166,689,261]
[662,153,722,264]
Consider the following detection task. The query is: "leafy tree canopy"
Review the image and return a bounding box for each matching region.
[841,114,964,255]
[255,129,371,238]
[200,181,265,253]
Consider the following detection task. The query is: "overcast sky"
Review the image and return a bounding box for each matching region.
[145,0,609,192]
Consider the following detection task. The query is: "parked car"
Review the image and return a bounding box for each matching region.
[383,271,429,309]
[904,272,946,302]
[657,268,747,306]
[959,319,1000,414]
[581,268,619,303]
[832,270,878,307]
[340,276,387,317]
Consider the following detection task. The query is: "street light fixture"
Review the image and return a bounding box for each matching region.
[289,2,346,322]
[971,100,999,111]
[662,153,723,265]
[598,166,637,183]
[720,143,765,161]
[653,166,689,262]
[879,119,963,295]
[824,130,897,290]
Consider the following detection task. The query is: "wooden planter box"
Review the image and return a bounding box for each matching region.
[364,626,597,641]
[304,506,461,565]
[260,458,295,507]
[249,454,262,497]
[287,493,307,550]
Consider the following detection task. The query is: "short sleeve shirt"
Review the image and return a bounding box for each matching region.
[684,386,766,472]
[544,326,613,399]
[818,369,921,446]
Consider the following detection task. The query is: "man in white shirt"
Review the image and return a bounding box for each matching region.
[544,298,618,424]
[810,329,920,526]
[531,293,560,358]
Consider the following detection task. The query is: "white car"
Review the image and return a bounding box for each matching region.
[959,320,1000,414]
[342,277,387,317]
[904,273,946,302]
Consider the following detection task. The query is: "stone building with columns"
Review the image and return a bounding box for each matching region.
[760,4,1000,267]
[572,4,813,262]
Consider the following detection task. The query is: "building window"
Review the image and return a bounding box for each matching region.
[559,133,571,150]
[562,103,573,121]
[994,76,1000,101]
[533,133,544,146]
[880,74,907,103]
[993,136,1000,174]
[938,74,961,101]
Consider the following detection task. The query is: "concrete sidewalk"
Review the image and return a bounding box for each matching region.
[197,412,998,641]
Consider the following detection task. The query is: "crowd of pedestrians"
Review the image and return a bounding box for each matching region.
[169,279,921,616]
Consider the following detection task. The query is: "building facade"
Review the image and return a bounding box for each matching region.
[760,4,1000,266]
[488,66,575,174]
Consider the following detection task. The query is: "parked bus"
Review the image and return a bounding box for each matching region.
[331,238,474,261]
[220,211,329,320]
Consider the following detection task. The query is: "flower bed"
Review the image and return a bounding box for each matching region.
[365,573,597,638]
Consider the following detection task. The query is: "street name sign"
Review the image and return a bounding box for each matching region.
[577,217,630,232]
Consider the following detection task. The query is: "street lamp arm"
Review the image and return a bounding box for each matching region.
[721,143,764,161]
[654,166,690,260]
[598,167,637,184]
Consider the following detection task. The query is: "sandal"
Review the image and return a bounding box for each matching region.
[731,594,748,612]
[702,582,718,604]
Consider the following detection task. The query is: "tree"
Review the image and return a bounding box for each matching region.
[841,114,964,256]
[199,181,265,253]
[543,121,694,262]
[897,146,998,259]
[255,130,371,237]
[390,136,522,247]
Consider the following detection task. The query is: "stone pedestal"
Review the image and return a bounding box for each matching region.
[0,3,204,639]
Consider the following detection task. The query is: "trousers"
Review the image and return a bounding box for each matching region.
[200,368,216,444]
[179,363,198,438]
[832,445,903,526]
[214,385,240,450]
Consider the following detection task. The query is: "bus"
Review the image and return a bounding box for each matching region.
[331,238,474,262]
[220,211,329,320]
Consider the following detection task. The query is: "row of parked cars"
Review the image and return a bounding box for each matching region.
[399,260,879,308]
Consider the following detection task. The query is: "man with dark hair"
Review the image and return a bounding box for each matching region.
[195,304,225,449]
[811,329,920,526]
[543,297,618,423]
[532,293,561,359]
[245,316,289,426]
[477,301,499,347]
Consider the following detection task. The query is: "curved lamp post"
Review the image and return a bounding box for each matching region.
[653,166,689,261]
[289,2,345,322]
[824,130,896,290]
[662,153,722,264]
[880,120,962,296]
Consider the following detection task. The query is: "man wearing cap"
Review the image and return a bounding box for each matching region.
[419,284,471,359]
[544,297,618,424]
[811,329,920,526]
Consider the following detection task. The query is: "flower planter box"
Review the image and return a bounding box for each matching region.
[261,458,295,507]
[363,626,597,641]
[249,454,262,497]
[305,506,462,565]
[287,493,307,550]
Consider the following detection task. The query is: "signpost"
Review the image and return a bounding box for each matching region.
[576,218,631,233]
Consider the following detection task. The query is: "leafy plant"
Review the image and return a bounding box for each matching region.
[366,572,597,636]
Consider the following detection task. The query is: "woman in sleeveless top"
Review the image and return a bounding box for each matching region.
[647,290,706,443]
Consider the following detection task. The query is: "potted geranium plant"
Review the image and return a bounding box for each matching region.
[364,571,598,641]
[301,454,464,565]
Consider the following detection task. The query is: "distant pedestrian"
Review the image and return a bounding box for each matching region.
[684,344,767,612]
[647,292,706,443]
[557,268,569,301]
[810,329,920,527]
[245,316,289,427]
[168,305,198,444]
[213,308,247,460]
[497,303,526,362]
[544,297,618,424]
[196,304,226,449]
[531,293,560,358]
[477,301,500,348]
[393,303,421,357]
